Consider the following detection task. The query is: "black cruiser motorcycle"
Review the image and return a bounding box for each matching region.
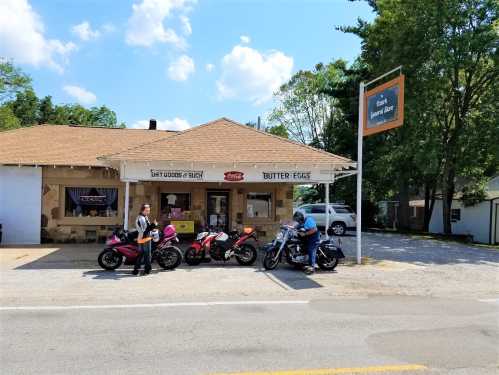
[262,224,345,271]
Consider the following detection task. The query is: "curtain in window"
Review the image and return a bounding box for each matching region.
[96,188,118,209]
[67,187,92,210]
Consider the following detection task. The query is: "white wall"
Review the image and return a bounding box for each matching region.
[429,200,491,243]
[0,166,42,245]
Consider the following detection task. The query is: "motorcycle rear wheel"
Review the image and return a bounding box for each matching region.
[98,249,123,270]
[185,247,204,266]
[318,255,339,271]
[157,247,182,270]
[235,244,257,266]
[263,250,280,270]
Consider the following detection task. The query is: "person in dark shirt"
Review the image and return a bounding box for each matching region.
[133,203,152,275]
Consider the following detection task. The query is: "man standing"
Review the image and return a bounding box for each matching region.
[133,203,152,275]
[293,211,320,275]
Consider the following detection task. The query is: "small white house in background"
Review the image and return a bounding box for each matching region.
[429,176,499,244]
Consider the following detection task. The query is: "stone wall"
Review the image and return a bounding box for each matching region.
[41,168,294,243]
[41,166,123,243]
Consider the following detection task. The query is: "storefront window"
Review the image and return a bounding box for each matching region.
[65,187,118,217]
[160,193,191,219]
[246,192,272,218]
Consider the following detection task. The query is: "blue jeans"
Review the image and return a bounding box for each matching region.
[308,240,319,267]
[134,241,152,272]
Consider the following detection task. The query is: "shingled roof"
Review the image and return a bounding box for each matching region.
[102,118,354,166]
[0,125,175,167]
[0,119,355,168]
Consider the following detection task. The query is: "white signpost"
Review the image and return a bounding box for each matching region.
[356,66,405,264]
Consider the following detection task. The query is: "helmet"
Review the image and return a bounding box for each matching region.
[293,211,305,224]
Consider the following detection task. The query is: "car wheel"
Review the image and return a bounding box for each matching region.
[330,222,346,236]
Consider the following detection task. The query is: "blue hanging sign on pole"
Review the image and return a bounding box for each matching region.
[363,74,405,136]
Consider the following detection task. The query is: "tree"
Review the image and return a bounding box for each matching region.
[0,59,31,102]
[267,124,289,138]
[89,106,117,127]
[269,62,346,146]
[9,89,39,126]
[38,96,54,124]
[0,105,21,131]
[342,0,499,233]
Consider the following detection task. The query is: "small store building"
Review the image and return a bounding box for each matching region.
[0,118,356,245]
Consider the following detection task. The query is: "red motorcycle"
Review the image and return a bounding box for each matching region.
[184,228,258,266]
[98,225,183,271]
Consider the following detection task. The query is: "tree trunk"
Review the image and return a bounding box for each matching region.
[423,182,435,232]
[442,165,455,234]
[397,180,410,231]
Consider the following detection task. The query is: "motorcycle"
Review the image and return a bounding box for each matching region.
[185,227,258,266]
[262,224,345,271]
[98,224,183,271]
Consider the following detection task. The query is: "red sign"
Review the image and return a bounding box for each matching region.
[224,171,244,182]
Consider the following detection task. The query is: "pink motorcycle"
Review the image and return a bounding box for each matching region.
[98,225,183,271]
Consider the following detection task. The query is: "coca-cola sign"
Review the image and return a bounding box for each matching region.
[224,171,244,182]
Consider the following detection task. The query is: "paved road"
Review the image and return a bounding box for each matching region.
[1,297,498,375]
[340,232,499,265]
[1,233,498,374]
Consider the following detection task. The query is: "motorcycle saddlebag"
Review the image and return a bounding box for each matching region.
[323,245,345,259]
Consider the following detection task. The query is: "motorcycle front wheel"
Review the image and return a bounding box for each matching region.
[98,249,123,270]
[235,244,257,266]
[184,247,204,266]
[157,247,182,270]
[263,249,280,270]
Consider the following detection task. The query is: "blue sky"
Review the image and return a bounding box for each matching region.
[1,0,374,130]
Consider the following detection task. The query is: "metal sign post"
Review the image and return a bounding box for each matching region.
[356,82,365,265]
[356,66,404,265]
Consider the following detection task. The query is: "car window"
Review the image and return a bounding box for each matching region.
[311,205,326,214]
[300,205,312,213]
[333,206,353,214]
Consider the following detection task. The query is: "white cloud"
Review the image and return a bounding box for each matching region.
[63,85,97,105]
[101,23,117,33]
[216,44,293,105]
[131,117,191,131]
[205,63,215,72]
[167,55,195,81]
[71,21,100,41]
[125,0,195,48]
[179,15,192,36]
[0,0,76,73]
[240,35,250,44]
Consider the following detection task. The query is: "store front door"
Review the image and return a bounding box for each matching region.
[206,191,230,232]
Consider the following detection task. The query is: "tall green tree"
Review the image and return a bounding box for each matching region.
[267,124,289,138]
[269,62,346,147]
[38,95,54,124]
[9,89,39,126]
[0,105,21,131]
[0,59,31,102]
[89,105,117,127]
[342,0,499,233]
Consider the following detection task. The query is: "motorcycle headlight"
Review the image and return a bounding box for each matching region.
[276,231,284,241]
